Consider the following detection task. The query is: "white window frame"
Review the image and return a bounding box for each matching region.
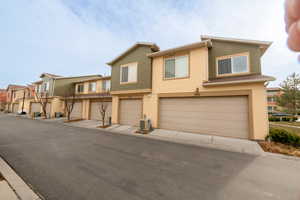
[120,62,138,84]
[88,82,97,92]
[164,55,189,80]
[103,80,111,91]
[216,52,250,76]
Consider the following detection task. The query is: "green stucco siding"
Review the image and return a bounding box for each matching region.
[111,46,153,91]
[53,76,100,96]
[208,41,262,79]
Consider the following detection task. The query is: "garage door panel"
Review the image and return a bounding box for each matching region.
[12,104,19,113]
[30,103,40,113]
[160,112,248,121]
[90,101,112,122]
[70,102,82,119]
[159,96,249,139]
[119,99,142,126]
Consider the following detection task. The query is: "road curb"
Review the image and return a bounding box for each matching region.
[0,157,42,200]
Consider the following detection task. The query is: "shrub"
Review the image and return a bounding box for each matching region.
[267,128,300,147]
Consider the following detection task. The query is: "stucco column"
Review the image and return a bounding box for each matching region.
[143,93,159,128]
[51,97,64,118]
[251,86,269,140]
[111,96,119,124]
[83,100,90,120]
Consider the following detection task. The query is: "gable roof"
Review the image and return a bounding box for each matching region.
[54,74,102,80]
[40,73,63,78]
[72,76,111,84]
[147,40,212,58]
[201,35,272,55]
[6,84,26,91]
[107,42,159,65]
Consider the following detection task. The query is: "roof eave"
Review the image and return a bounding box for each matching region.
[147,40,211,58]
[203,77,276,87]
[107,42,159,66]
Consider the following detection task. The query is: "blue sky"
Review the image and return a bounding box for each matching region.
[0,0,298,88]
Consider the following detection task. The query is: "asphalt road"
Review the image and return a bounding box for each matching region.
[0,114,299,200]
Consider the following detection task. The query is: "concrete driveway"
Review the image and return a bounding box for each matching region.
[0,114,299,200]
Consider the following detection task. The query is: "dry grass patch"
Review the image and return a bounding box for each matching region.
[259,141,300,157]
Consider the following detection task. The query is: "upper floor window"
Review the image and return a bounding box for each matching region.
[164,55,189,79]
[267,97,275,102]
[102,80,111,91]
[88,82,96,92]
[217,53,249,76]
[35,85,40,93]
[77,84,84,93]
[120,63,137,83]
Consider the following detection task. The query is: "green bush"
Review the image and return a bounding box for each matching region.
[267,127,300,147]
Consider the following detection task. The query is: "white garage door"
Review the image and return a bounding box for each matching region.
[12,104,19,113]
[159,96,249,139]
[30,103,40,113]
[70,102,82,119]
[90,101,112,123]
[119,99,142,126]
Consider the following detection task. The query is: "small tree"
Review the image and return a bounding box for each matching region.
[98,92,111,127]
[64,92,76,121]
[276,73,300,117]
[35,92,49,119]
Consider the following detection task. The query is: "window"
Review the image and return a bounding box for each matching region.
[42,82,49,92]
[77,84,84,93]
[89,82,96,92]
[45,82,49,91]
[268,106,273,112]
[102,80,111,91]
[217,54,248,75]
[164,55,189,79]
[267,97,275,102]
[35,85,40,93]
[120,63,137,83]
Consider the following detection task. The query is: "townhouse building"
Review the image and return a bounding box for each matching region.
[31,73,102,118]
[0,89,7,111]
[71,76,111,122]
[266,87,283,113]
[6,84,27,112]
[108,36,275,140]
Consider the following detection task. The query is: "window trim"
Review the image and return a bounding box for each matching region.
[76,84,84,94]
[120,62,138,84]
[163,53,190,81]
[216,52,250,77]
[103,80,111,91]
[88,82,97,93]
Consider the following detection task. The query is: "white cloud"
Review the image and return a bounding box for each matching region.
[0,0,298,87]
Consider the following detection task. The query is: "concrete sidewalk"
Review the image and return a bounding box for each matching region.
[64,120,264,155]
[0,157,42,200]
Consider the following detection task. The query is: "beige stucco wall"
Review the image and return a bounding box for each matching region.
[75,80,107,95]
[50,97,64,118]
[152,47,209,94]
[147,46,269,140]
[82,100,90,120]
[111,96,119,124]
